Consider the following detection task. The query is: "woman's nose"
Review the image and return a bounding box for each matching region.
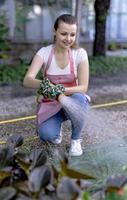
[66,35,71,41]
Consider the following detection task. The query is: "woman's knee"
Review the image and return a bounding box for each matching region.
[38,125,56,141]
[71,92,89,105]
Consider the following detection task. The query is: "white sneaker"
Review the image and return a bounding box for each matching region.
[69,139,83,156]
[52,135,62,144]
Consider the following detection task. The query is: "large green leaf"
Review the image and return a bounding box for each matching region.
[53,149,96,180]
[29,149,47,169]
[60,160,96,180]
[0,187,16,200]
[0,147,14,168]
[28,165,51,193]
[63,166,96,180]
[57,177,80,200]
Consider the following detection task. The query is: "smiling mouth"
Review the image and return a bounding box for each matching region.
[63,42,71,46]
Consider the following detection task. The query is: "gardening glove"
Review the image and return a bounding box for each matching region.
[54,84,65,98]
[36,77,65,102]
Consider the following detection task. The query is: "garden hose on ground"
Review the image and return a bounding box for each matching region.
[0,99,127,145]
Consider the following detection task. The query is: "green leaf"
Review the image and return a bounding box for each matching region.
[105,192,124,200]
[51,165,59,182]
[29,149,47,169]
[0,147,14,168]
[0,187,16,200]
[7,135,24,148]
[14,181,30,196]
[61,160,96,180]
[57,149,69,166]
[28,165,51,193]
[0,170,11,183]
[15,155,31,175]
[39,195,53,200]
[105,175,127,192]
[56,149,96,180]
[57,177,80,200]
[15,193,32,200]
[81,191,91,200]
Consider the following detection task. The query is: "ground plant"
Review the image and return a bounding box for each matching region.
[1,135,127,200]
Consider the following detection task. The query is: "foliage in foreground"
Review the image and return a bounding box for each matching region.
[1,135,127,200]
[1,56,127,83]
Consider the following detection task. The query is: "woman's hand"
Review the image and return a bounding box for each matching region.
[37,78,65,100]
[57,93,65,101]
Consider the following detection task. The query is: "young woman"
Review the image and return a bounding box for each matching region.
[23,14,90,156]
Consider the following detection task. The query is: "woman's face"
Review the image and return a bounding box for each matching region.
[54,22,77,49]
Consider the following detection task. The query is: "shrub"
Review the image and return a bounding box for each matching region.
[0,135,96,200]
[89,56,127,76]
[1,135,127,200]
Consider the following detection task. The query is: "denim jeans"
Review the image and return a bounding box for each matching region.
[38,93,90,142]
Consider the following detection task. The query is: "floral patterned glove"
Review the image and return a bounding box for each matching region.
[36,77,65,101]
[54,84,65,98]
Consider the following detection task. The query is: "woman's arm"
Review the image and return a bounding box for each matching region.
[65,59,89,95]
[23,55,44,89]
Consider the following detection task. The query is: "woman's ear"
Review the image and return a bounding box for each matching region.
[53,28,56,35]
[53,28,56,42]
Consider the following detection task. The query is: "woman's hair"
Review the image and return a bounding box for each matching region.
[54,14,77,31]
[53,14,79,49]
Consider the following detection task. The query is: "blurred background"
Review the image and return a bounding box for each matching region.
[0,0,127,67]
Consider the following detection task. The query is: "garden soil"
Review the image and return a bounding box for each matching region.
[0,70,127,150]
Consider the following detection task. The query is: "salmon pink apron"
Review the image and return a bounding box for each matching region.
[37,46,77,125]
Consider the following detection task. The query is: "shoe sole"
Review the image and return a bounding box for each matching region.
[52,139,62,144]
[52,141,62,144]
[69,150,83,156]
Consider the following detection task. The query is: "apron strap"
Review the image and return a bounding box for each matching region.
[68,49,74,74]
[45,46,54,76]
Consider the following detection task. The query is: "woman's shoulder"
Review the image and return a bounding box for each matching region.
[37,44,52,53]
[72,47,88,57]
[36,44,53,58]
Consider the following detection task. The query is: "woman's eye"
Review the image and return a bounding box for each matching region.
[61,33,67,36]
[71,34,75,37]
[61,33,75,37]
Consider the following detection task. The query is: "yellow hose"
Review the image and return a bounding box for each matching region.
[0,99,127,145]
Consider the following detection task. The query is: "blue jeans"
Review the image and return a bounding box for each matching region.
[38,93,90,141]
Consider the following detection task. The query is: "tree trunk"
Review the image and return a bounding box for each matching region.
[75,0,83,44]
[93,0,111,56]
